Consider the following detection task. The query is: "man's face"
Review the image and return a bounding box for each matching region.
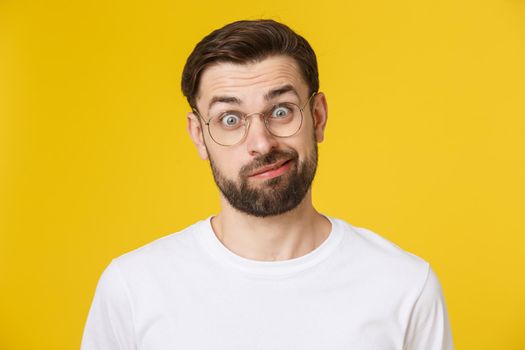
[188,55,327,217]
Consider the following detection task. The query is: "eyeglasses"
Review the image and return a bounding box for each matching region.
[193,92,317,146]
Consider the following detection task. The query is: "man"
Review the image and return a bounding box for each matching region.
[82,19,453,350]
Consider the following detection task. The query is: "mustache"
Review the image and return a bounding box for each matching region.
[239,149,299,178]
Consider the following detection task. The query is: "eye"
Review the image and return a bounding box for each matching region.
[271,105,291,119]
[219,113,242,128]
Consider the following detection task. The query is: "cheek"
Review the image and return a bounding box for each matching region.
[288,134,316,158]
[209,149,246,178]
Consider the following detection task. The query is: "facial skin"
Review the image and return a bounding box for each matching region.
[187,55,328,218]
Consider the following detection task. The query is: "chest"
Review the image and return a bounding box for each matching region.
[131,272,408,350]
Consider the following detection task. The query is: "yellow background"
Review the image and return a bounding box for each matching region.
[1,0,524,349]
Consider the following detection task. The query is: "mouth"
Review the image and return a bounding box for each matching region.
[248,159,293,179]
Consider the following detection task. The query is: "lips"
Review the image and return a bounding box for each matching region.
[248,159,291,177]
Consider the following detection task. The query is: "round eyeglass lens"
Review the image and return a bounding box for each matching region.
[265,103,302,137]
[208,111,246,146]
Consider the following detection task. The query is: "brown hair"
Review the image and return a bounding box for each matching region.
[181,19,319,109]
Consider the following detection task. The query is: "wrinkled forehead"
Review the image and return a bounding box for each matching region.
[195,55,309,112]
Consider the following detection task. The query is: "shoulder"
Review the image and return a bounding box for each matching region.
[330,217,451,333]
[332,217,428,266]
[330,217,431,291]
[109,218,210,277]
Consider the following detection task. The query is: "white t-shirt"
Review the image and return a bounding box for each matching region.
[81,216,453,350]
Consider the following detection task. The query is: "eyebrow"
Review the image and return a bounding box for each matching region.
[264,84,300,101]
[207,96,242,111]
[207,84,300,111]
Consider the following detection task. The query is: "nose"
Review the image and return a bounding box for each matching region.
[244,113,278,156]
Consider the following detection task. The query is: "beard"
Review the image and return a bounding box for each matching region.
[209,144,318,218]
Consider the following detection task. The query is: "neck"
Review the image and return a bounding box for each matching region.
[211,191,331,261]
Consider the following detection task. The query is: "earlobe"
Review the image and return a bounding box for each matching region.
[312,93,328,143]
[187,112,209,160]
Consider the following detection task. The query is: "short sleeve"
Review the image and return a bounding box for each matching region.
[81,261,137,350]
[404,266,454,350]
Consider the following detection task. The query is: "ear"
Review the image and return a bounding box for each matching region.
[187,111,209,160]
[312,92,328,143]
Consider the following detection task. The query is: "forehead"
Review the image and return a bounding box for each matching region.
[196,55,308,107]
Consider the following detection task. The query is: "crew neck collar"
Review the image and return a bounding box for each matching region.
[197,215,344,278]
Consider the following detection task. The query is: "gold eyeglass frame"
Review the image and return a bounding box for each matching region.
[193,92,317,147]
